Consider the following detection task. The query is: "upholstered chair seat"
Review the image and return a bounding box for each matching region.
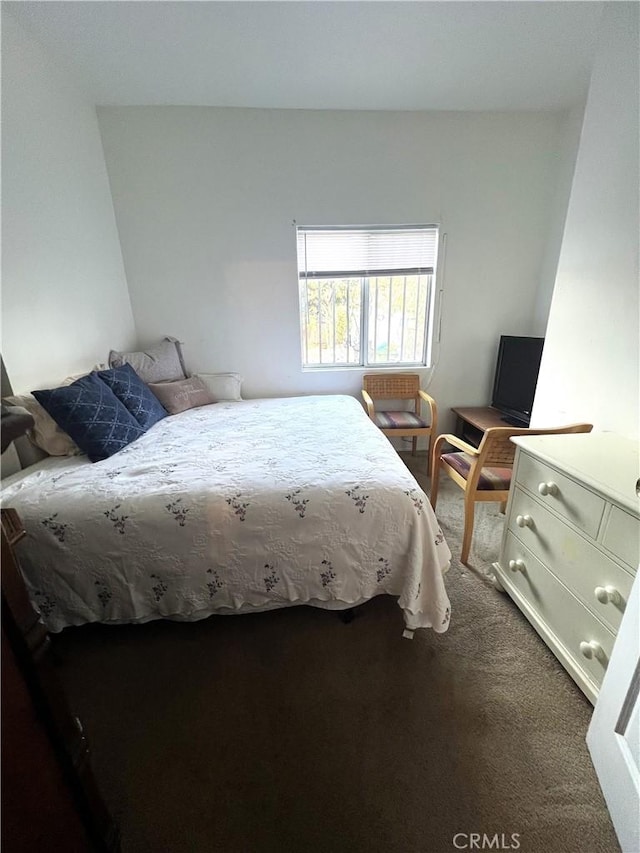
[441,452,512,490]
[374,411,429,430]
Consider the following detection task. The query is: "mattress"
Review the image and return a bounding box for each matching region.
[1,394,452,633]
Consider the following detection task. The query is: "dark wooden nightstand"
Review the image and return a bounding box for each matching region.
[1,508,120,852]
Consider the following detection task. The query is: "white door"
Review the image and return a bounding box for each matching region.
[587,571,640,852]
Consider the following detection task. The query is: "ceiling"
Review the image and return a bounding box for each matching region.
[5,1,603,111]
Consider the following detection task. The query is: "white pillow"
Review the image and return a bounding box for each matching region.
[194,373,243,402]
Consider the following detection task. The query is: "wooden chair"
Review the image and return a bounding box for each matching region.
[362,373,437,473]
[430,422,593,565]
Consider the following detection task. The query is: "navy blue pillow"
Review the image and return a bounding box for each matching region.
[33,373,146,462]
[96,362,167,430]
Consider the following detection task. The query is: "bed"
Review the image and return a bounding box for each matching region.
[1,394,452,634]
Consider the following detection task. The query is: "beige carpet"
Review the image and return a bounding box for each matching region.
[52,452,620,853]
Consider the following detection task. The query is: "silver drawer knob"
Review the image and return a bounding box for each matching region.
[579,640,605,661]
[538,481,558,496]
[594,585,622,606]
[508,559,526,572]
[516,514,533,528]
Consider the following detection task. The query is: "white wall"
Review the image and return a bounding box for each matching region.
[98,106,573,432]
[532,105,584,335]
[1,12,136,393]
[532,3,639,439]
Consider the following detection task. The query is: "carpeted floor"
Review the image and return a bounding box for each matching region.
[52,452,620,853]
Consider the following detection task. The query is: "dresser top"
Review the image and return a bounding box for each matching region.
[512,432,640,516]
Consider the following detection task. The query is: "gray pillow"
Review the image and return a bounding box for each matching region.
[148,377,215,415]
[109,337,186,384]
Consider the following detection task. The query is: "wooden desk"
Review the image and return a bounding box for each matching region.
[451,406,514,448]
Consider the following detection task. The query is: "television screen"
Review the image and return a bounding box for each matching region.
[491,336,544,425]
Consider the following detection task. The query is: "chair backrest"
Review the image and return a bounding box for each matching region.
[477,423,594,469]
[362,373,421,410]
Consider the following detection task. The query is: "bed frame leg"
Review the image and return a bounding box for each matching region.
[338,608,356,624]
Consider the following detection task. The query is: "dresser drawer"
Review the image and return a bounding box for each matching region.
[500,532,615,691]
[602,505,640,570]
[515,451,605,539]
[508,487,634,633]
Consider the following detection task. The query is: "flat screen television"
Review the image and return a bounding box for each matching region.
[491,335,545,426]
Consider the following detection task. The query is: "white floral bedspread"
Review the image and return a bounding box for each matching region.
[1,395,451,633]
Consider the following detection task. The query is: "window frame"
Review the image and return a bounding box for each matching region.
[296,225,440,371]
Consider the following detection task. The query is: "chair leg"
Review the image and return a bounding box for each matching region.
[500,500,507,515]
[426,436,432,477]
[412,437,417,456]
[461,496,476,566]
[430,459,441,509]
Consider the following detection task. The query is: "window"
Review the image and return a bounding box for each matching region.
[297,225,439,369]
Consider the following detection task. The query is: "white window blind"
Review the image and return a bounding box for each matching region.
[297,226,438,279]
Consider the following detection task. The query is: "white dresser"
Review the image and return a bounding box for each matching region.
[492,432,640,704]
